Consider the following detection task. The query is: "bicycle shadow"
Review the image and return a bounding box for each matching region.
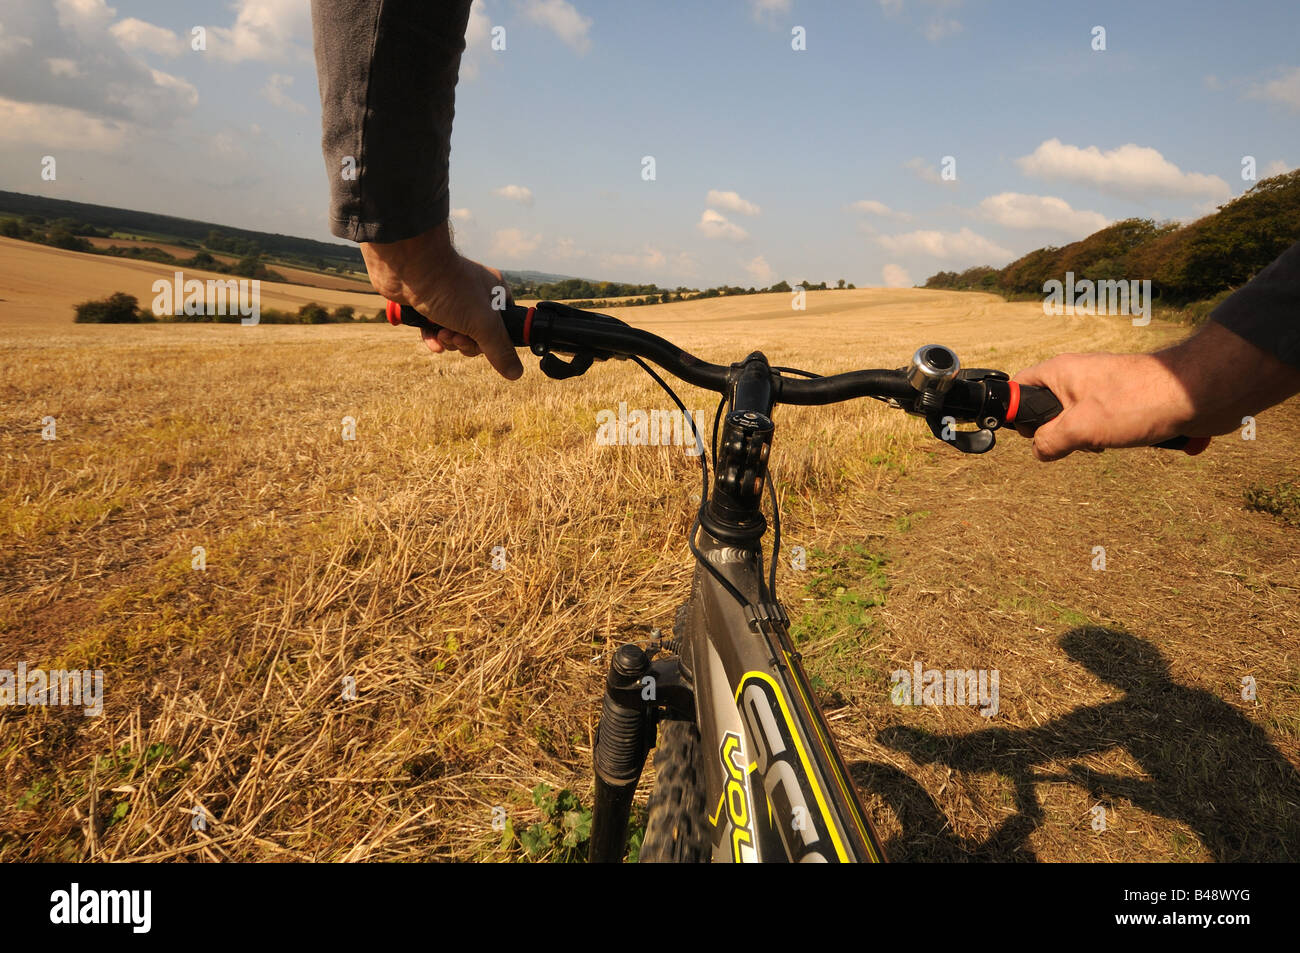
[852,626,1300,861]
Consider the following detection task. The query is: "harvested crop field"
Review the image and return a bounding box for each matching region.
[1,281,1297,861]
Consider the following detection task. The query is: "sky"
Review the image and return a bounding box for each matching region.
[1,0,1297,289]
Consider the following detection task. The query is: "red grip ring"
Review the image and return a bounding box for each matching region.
[1005,380,1021,424]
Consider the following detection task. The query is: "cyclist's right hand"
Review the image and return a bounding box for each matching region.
[1012,351,1195,461]
[361,222,524,381]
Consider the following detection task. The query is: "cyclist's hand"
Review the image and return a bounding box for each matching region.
[1011,352,1191,462]
[361,222,524,381]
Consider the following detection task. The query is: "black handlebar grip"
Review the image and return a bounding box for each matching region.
[1010,384,1063,431]
[1010,383,1209,455]
[385,300,529,347]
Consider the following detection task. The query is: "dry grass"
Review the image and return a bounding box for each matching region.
[1,284,1297,862]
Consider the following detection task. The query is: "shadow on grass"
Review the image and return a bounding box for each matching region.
[855,626,1300,861]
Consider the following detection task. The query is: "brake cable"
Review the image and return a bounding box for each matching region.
[631,356,802,623]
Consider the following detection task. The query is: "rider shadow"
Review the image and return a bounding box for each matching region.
[852,626,1300,862]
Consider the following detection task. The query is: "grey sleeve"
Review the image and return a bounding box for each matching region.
[310,0,473,244]
[1210,239,1300,369]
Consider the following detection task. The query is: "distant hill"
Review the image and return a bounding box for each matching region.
[923,169,1300,312]
[502,268,586,285]
[0,191,589,289]
[0,191,367,269]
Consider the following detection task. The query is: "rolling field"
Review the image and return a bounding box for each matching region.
[82,237,375,295]
[0,237,386,327]
[2,256,1298,861]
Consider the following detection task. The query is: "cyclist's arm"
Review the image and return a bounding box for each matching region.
[311,0,471,243]
[309,0,522,379]
[1209,238,1300,369]
[1015,242,1300,461]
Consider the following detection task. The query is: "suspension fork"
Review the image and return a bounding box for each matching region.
[588,644,695,863]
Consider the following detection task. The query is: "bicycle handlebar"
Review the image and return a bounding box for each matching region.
[384,299,1209,456]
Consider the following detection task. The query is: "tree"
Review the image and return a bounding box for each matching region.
[837,278,846,289]
[332,305,355,322]
[298,303,330,324]
[45,229,92,252]
[74,292,144,323]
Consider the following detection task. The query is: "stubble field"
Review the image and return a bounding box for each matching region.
[2,244,1298,861]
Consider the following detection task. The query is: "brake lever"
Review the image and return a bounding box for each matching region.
[538,349,595,380]
[925,412,997,454]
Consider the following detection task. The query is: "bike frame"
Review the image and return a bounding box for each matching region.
[675,525,886,862]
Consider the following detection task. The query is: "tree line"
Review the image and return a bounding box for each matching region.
[1,215,287,282]
[525,277,856,310]
[74,292,387,325]
[923,170,1300,311]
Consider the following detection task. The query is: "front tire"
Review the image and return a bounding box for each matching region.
[639,719,711,862]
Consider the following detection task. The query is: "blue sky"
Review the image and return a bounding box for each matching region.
[1,0,1297,288]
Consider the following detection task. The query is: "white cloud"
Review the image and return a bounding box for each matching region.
[848,199,910,221]
[877,227,1014,264]
[881,264,912,288]
[461,0,491,79]
[878,0,904,16]
[697,209,749,242]
[110,18,182,57]
[552,237,586,260]
[1184,199,1223,221]
[748,0,792,18]
[261,73,305,113]
[1248,67,1300,112]
[1016,138,1230,200]
[495,184,534,206]
[205,0,312,63]
[523,0,592,54]
[0,24,33,56]
[1264,159,1291,177]
[923,17,962,42]
[903,156,954,186]
[55,0,116,37]
[977,192,1109,235]
[450,208,473,222]
[142,69,198,109]
[0,96,128,150]
[745,256,775,285]
[0,0,197,126]
[706,189,761,216]
[602,245,667,270]
[491,228,542,259]
[46,58,81,78]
